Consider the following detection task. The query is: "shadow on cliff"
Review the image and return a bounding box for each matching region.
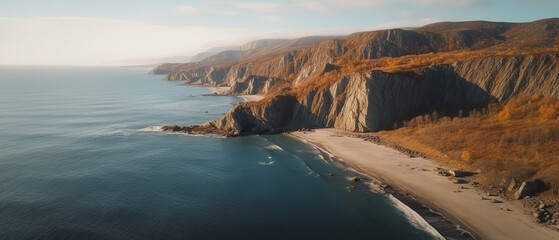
[386,65,497,129]
[286,66,497,133]
[217,65,497,136]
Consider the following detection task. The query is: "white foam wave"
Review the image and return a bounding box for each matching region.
[264,145,284,151]
[315,146,335,158]
[90,129,132,136]
[388,195,445,240]
[258,161,275,166]
[138,126,162,132]
[296,138,335,159]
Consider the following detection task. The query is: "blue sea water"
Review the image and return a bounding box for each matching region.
[0,66,443,240]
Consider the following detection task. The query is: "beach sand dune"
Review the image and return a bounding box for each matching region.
[291,128,559,240]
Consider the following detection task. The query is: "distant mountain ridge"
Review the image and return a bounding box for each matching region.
[151,35,342,74]
[190,46,239,62]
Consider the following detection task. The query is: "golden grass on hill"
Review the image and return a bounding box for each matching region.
[379,95,559,198]
[288,47,559,99]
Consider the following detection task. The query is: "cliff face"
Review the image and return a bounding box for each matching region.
[210,54,559,136]
[451,54,559,100]
[160,19,558,95]
[165,39,341,89]
[155,19,559,136]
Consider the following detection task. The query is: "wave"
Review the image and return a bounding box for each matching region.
[296,138,335,159]
[106,129,132,136]
[138,126,162,132]
[137,126,226,138]
[264,144,284,151]
[258,161,275,166]
[289,154,320,177]
[388,195,445,240]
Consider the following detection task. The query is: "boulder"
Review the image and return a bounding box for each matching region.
[161,125,187,132]
[453,178,469,184]
[435,168,450,176]
[514,179,547,200]
[448,169,474,177]
[507,178,520,192]
[349,176,362,182]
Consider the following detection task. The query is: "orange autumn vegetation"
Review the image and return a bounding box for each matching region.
[379,95,559,198]
[289,47,559,98]
[239,45,559,197]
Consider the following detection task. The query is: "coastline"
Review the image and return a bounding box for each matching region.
[290,128,559,240]
[209,86,264,102]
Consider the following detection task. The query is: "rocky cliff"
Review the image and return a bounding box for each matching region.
[155,18,559,136]
[206,53,559,136]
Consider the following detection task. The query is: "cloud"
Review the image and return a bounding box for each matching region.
[174,5,239,17]
[328,0,488,8]
[182,0,490,19]
[230,1,285,13]
[228,1,339,14]
[296,1,329,12]
[175,5,198,15]
[328,0,387,8]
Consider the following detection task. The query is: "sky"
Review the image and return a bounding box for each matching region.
[0,0,557,65]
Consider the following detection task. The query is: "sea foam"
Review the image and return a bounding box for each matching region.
[138,126,163,132]
[258,161,276,166]
[388,195,445,240]
[264,144,284,151]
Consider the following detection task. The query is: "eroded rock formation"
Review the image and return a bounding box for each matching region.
[154,18,559,136]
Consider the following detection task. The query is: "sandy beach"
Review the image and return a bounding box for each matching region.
[291,128,559,240]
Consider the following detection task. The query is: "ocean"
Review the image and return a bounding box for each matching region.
[0,66,446,240]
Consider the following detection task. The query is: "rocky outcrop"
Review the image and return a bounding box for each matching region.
[212,95,298,136]
[207,54,559,136]
[156,19,559,137]
[160,123,226,135]
[514,179,547,200]
[157,19,558,99]
[451,54,559,100]
[230,76,283,95]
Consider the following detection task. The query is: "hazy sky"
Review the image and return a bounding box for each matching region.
[0,0,557,65]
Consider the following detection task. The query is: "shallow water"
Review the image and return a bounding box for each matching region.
[0,66,441,240]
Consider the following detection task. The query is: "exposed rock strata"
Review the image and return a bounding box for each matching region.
[158,19,558,94]
[155,19,559,136]
[204,54,559,136]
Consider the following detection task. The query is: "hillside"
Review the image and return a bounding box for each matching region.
[154,18,559,198]
[153,18,559,134]
[380,95,559,196]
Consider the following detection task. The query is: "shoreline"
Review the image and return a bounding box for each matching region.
[290,128,559,240]
[289,132,473,239]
